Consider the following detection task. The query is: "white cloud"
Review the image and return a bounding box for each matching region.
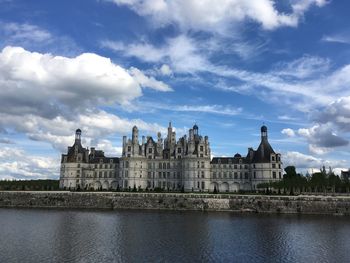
[0,22,52,43]
[0,147,59,180]
[0,46,171,117]
[0,110,168,152]
[273,55,330,79]
[95,139,123,156]
[135,101,242,116]
[281,128,295,137]
[108,0,327,31]
[282,151,347,175]
[128,67,172,91]
[321,34,350,44]
[102,35,209,73]
[315,96,350,131]
[297,124,348,151]
[104,33,350,113]
[0,46,172,156]
[159,64,172,76]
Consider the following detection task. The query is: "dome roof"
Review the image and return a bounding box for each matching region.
[261,125,267,133]
[75,128,81,133]
[234,153,241,158]
[193,124,198,130]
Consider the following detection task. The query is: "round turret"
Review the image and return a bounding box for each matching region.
[75,129,81,141]
[234,153,241,158]
[193,124,198,130]
[261,125,268,140]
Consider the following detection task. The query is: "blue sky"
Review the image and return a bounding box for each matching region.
[1,0,350,179]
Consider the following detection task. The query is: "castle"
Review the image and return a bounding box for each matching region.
[59,123,283,192]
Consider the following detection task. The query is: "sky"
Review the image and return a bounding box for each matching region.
[1,0,350,180]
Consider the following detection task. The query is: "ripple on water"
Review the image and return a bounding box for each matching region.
[0,209,350,263]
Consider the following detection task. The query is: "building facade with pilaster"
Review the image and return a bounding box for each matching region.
[59,123,282,192]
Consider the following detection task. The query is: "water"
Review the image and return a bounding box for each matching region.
[0,209,349,263]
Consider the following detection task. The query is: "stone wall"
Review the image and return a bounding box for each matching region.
[0,191,350,215]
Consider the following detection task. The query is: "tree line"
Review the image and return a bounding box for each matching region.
[257,166,350,195]
[0,180,59,191]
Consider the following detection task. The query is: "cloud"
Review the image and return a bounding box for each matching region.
[107,0,327,32]
[321,34,350,44]
[0,110,168,152]
[102,35,209,73]
[273,55,330,79]
[281,128,295,137]
[315,96,350,132]
[128,67,172,91]
[0,46,172,154]
[0,147,59,180]
[0,22,81,56]
[134,101,243,116]
[159,64,172,76]
[282,151,347,175]
[0,22,52,42]
[104,33,350,113]
[298,124,348,149]
[0,46,171,118]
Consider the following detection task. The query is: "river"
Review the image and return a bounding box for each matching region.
[0,208,349,262]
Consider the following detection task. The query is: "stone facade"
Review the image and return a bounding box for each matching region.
[59,123,283,192]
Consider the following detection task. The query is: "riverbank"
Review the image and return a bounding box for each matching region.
[0,191,349,215]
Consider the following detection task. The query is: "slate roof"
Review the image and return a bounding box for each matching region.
[252,138,275,163]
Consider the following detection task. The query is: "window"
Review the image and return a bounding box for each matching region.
[125,161,129,168]
[128,146,131,152]
[273,171,276,179]
[244,172,248,179]
[200,145,204,151]
[159,163,162,169]
[234,172,238,179]
[272,156,275,161]
[148,148,152,153]
[272,163,276,168]
[201,181,205,189]
[234,165,237,169]
[167,163,170,169]
[201,171,204,178]
[177,148,182,153]
[213,172,216,179]
[201,162,204,168]
[254,171,256,179]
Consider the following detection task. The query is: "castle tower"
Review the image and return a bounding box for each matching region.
[261,125,268,141]
[193,124,198,136]
[132,126,139,144]
[75,128,82,143]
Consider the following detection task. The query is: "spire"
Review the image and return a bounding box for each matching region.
[193,123,198,136]
[261,124,267,141]
[75,129,81,142]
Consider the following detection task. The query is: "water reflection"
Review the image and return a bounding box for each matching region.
[0,209,349,263]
